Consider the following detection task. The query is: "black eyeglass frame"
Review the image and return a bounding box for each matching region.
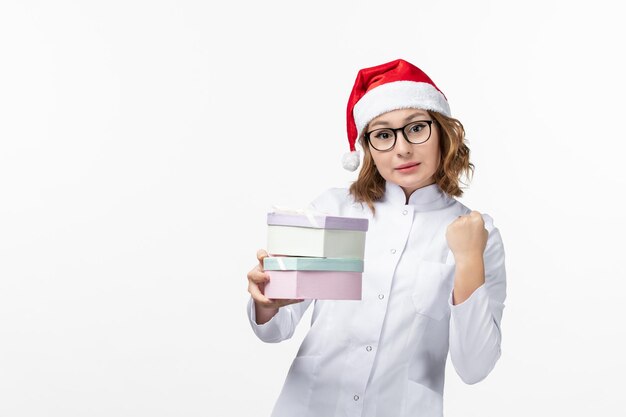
[364,120,434,152]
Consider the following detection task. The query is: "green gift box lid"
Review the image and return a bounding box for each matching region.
[263,257,364,272]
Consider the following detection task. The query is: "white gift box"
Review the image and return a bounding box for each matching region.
[266,211,369,259]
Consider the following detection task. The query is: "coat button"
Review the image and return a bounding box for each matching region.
[378,294,384,300]
[390,249,396,254]
[354,394,360,401]
[402,209,408,215]
[366,345,373,352]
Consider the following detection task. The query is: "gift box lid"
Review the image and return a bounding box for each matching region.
[267,210,368,231]
[264,257,364,272]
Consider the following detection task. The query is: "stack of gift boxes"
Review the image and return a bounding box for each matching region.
[263,210,369,300]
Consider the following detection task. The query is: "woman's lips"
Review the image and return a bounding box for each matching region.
[396,163,420,172]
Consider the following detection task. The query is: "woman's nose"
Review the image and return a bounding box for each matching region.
[395,133,412,155]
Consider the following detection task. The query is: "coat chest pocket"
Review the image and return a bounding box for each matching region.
[411,260,455,321]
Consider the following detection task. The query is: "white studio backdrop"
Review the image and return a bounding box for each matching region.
[0,1,624,416]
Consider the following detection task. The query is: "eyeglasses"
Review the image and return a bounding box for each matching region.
[364,120,434,152]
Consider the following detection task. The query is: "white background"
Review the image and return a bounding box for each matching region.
[1,1,624,416]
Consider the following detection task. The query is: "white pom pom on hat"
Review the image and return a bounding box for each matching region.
[341,149,361,171]
[343,58,451,171]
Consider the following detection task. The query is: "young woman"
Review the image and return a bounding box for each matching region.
[246,58,507,417]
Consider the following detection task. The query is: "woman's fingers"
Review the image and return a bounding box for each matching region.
[248,281,305,308]
[257,249,269,267]
[263,298,305,309]
[248,280,272,304]
[276,299,305,307]
[249,249,305,309]
[247,266,269,285]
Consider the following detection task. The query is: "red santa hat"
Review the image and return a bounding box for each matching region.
[342,59,451,171]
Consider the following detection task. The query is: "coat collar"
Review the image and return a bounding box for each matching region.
[382,180,453,211]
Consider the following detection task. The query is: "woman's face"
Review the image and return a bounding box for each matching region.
[365,108,441,198]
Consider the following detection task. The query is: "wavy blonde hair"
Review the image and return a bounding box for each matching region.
[348,110,474,216]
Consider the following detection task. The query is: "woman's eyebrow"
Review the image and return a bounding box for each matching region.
[370,112,428,128]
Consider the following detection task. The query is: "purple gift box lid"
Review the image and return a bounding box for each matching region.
[267,212,369,231]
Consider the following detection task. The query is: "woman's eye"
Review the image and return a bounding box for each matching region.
[375,132,391,140]
[411,124,424,132]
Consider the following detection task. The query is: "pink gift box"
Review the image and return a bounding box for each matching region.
[264,270,362,300]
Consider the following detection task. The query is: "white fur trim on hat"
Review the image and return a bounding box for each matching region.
[342,149,361,171]
[353,80,451,139]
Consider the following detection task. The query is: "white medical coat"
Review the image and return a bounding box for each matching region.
[247,181,507,417]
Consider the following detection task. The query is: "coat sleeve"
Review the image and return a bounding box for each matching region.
[447,213,507,384]
[246,187,340,343]
[246,297,314,343]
